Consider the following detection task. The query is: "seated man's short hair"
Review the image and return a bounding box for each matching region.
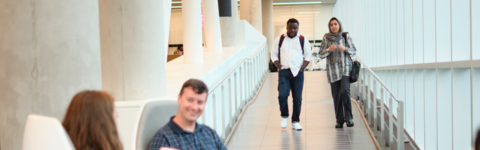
[179,79,209,96]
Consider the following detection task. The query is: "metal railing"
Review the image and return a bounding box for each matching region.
[352,56,409,150]
[199,43,269,141]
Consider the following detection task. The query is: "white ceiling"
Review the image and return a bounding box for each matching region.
[273,0,337,4]
[172,0,337,4]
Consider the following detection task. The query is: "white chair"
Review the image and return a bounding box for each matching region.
[115,98,178,150]
[22,114,74,150]
[135,100,178,150]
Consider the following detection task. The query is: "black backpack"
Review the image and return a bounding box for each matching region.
[342,32,361,83]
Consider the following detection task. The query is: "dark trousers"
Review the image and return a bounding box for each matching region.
[330,76,353,124]
[278,69,304,122]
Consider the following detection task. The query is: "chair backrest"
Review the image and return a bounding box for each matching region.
[135,100,178,150]
[22,114,74,150]
[115,100,145,150]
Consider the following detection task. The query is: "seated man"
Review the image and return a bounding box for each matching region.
[148,79,227,150]
[173,45,183,55]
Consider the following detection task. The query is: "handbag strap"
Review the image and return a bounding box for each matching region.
[341,32,356,62]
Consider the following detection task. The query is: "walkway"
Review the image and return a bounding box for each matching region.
[226,71,378,150]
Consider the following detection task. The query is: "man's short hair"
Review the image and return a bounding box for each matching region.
[287,18,299,26]
[179,79,209,96]
[177,45,183,49]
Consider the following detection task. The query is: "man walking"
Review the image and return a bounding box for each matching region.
[270,18,312,130]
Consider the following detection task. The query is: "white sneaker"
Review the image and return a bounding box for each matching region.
[292,122,303,131]
[281,117,288,129]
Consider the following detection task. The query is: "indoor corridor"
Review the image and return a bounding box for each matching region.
[226,71,378,150]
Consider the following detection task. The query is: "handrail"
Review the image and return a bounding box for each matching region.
[199,42,269,141]
[207,43,266,94]
[356,56,400,102]
[354,55,412,150]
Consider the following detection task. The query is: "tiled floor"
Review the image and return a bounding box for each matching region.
[227,71,377,150]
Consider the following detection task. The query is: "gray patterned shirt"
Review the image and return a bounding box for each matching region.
[148,116,227,150]
[318,33,357,83]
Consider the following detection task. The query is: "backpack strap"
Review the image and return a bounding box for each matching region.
[299,35,305,55]
[278,34,306,65]
[278,34,286,64]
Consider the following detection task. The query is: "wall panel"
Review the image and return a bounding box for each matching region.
[452,68,471,150]
[424,69,437,150]
[390,0,397,65]
[437,69,452,150]
[397,0,405,65]
[404,0,413,64]
[380,0,386,66]
[385,0,391,66]
[473,68,480,142]
[435,0,451,62]
[414,69,425,149]
[405,69,414,137]
[423,0,436,63]
[413,0,423,63]
[391,70,398,116]
[473,0,480,60]
[451,0,471,61]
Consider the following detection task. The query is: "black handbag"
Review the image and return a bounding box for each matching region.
[342,32,361,83]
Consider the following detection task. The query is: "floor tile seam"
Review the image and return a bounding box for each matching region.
[258,102,274,147]
[229,75,272,148]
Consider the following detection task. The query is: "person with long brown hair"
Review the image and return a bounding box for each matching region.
[62,90,123,150]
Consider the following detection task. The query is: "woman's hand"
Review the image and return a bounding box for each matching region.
[338,45,346,51]
[329,45,336,52]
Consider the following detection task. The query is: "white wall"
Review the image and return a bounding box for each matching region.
[334,0,478,150]
[169,5,334,45]
[169,8,242,45]
[169,9,184,45]
[272,5,334,41]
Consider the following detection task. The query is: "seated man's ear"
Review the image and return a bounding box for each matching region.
[177,94,181,103]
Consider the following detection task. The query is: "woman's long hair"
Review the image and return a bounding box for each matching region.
[62,90,123,150]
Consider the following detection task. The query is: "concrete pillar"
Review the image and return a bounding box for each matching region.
[99,0,169,101]
[220,0,239,47]
[262,0,274,49]
[163,0,172,54]
[0,0,102,149]
[183,0,204,63]
[240,0,263,33]
[202,0,223,52]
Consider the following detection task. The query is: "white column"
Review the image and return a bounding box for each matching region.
[240,0,263,33]
[183,0,204,63]
[0,0,102,149]
[262,0,274,49]
[220,0,239,47]
[202,0,223,52]
[99,0,168,100]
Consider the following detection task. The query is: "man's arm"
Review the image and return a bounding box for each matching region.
[270,37,282,70]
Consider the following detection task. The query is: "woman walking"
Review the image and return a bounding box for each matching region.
[319,17,357,128]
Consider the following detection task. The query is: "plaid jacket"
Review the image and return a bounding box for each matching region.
[148,116,227,150]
